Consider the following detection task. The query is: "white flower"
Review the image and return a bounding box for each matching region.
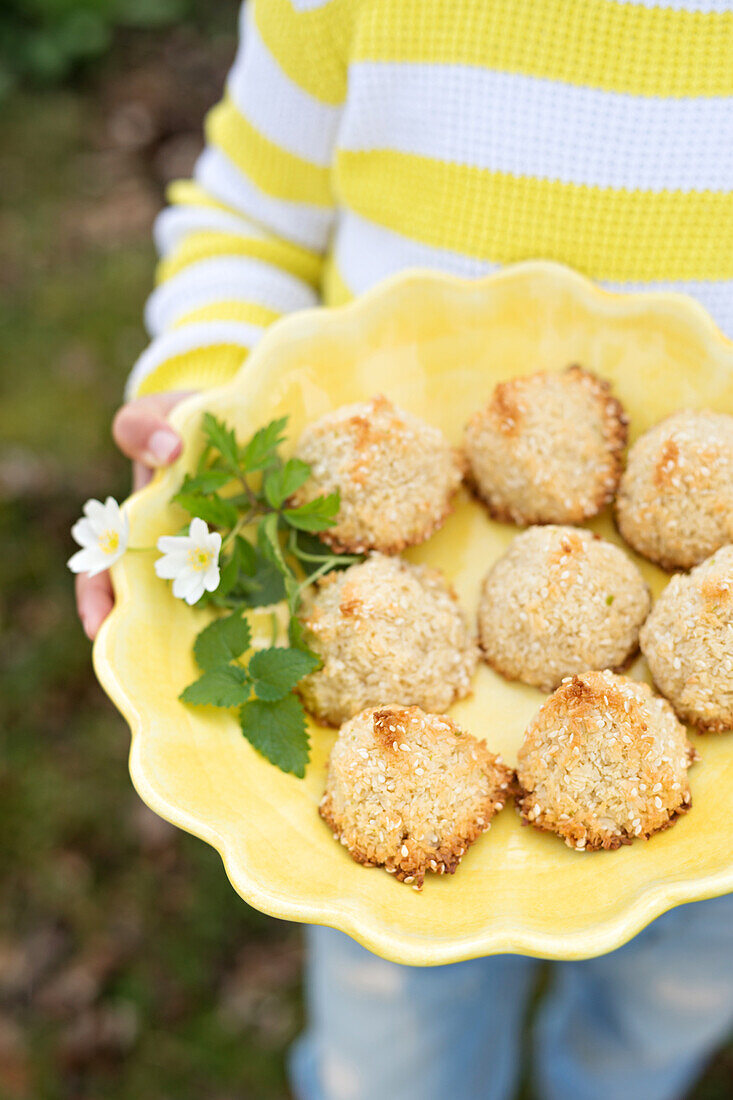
[68,497,129,576]
[155,517,222,605]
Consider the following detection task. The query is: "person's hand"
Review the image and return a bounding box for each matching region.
[75,391,191,640]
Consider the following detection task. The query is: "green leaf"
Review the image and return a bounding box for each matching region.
[263,458,311,509]
[235,535,259,576]
[196,441,212,475]
[239,695,310,777]
[239,562,287,608]
[177,469,231,494]
[216,552,239,598]
[249,647,319,701]
[194,613,252,671]
[228,537,287,607]
[173,491,238,529]
[284,572,300,608]
[258,513,289,576]
[180,665,250,708]
[240,417,288,472]
[283,492,340,532]
[202,412,240,471]
[288,613,313,653]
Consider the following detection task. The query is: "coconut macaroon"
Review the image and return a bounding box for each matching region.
[290,395,463,554]
[616,410,733,570]
[641,546,733,733]
[478,526,650,693]
[464,365,628,526]
[320,705,514,887]
[516,671,696,851]
[297,553,477,726]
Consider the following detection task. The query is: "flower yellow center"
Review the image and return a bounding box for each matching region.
[99,529,120,556]
[188,547,212,572]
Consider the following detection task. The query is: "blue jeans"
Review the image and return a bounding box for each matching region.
[290,894,733,1100]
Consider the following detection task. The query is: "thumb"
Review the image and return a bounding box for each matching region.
[112,391,191,468]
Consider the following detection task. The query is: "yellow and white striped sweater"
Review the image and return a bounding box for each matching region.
[127,0,733,397]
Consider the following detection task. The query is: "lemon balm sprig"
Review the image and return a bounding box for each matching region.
[165,412,361,777]
[165,413,357,776]
[69,413,360,777]
[169,413,349,620]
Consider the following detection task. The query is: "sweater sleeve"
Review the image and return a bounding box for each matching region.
[125,0,347,398]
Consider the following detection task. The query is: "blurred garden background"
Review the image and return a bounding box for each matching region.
[0,3,731,1098]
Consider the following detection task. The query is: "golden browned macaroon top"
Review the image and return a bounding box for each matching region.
[465,365,628,526]
[478,526,650,693]
[290,395,464,554]
[516,671,696,852]
[641,546,733,733]
[298,554,477,727]
[616,410,733,570]
[320,705,514,888]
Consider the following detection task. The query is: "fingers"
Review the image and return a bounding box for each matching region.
[75,571,114,640]
[132,461,154,492]
[112,391,192,468]
[78,392,193,638]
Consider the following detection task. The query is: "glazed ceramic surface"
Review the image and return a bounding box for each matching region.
[94,262,733,965]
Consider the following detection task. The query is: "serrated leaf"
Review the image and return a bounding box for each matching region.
[234,535,258,575]
[178,469,231,494]
[239,695,310,777]
[194,613,252,670]
[216,552,239,598]
[229,537,286,607]
[263,459,311,509]
[284,572,300,606]
[240,417,288,473]
[258,513,289,576]
[202,412,240,471]
[249,647,319,701]
[196,442,212,475]
[180,665,250,707]
[239,561,287,608]
[173,491,238,529]
[286,616,314,655]
[283,492,340,532]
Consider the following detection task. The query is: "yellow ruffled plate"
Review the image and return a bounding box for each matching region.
[94,262,733,966]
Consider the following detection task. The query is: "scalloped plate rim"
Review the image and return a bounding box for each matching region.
[93,261,733,966]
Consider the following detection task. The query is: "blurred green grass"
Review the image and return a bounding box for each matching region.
[0,18,301,1099]
[0,12,731,1100]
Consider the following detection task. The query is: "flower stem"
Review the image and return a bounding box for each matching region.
[239,473,259,512]
[287,530,359,566]
[295,559,333,597]
[221,514,252,553]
